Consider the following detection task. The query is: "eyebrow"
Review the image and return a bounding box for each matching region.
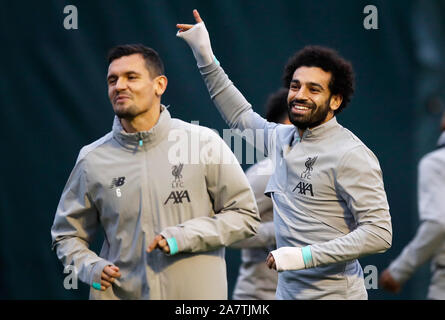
[107,71,141,81]
[290,79,324,90]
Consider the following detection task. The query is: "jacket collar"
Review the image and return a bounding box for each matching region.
[112,105,171,150]
[298,116,340,141]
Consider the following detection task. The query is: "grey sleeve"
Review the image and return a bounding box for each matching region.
[160,133,261,253]
[309,146,392,267]
[230,162,275,249]
[388,220,445,284]
[51,157,112,286]
[199,61,280,156]
[230,221,275,249]
[388,154,445,283]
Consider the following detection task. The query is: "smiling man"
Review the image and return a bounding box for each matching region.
[51,44,260,299]
[177,10,392,299]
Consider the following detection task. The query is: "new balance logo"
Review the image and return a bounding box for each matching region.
[292,181,314,197]
[110,177,126,189]
[164,190,191,204]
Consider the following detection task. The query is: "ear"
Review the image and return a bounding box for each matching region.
[329,94,343,112]
[154,75,168,97]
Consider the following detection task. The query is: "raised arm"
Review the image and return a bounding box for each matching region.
[177,10,284,157]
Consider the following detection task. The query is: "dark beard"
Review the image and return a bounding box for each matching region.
[287,96,331,130]
[114,104,140,120]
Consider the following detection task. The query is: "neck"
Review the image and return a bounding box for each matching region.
[120,104,161,133]
[297,112,335,138]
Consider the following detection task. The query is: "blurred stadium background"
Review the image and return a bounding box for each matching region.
[0,0,444,299]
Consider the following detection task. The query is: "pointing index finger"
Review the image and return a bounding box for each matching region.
[193,9,203,23]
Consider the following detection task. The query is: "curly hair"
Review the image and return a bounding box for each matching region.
[282,46,354,114]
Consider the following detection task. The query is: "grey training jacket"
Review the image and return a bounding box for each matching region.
[198,61,392,299]
[389,133,445,299]
[51,106,260,299]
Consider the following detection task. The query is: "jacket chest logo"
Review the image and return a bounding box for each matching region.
[300,156,318,180]
[171,163,184,188]
[164,163,191,205]
[292,181,314,197]
[291,156,318,197]
[109,176,126,198]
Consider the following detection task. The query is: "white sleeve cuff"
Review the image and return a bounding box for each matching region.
[271,247,305,271]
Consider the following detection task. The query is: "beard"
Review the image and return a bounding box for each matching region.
[287,95,332,130]
[113,103,141,120]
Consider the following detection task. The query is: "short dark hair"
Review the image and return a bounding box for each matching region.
[265,88,289,123]
[282,45,354,114]
[107,44,165,78]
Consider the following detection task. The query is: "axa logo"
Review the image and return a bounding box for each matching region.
[301,156,318,180]
[110,176,125,198]
[292,181,314,197]
[164,190,191,204]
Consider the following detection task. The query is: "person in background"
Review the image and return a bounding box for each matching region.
[380,112,445,299]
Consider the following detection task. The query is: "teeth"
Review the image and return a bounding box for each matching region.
[295,106,309,110]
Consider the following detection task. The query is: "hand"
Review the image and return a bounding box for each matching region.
[266,252,277,270]
[379,269,402,293]
[176,9,215,67]
[176,9,203,33]
[266,247,306,271]
[147,234,170,254]
[99,265,121,291]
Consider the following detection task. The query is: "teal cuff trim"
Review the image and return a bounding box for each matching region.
[213,55,220,66]
[301,246,312,268]
[92,282,101,290]
[166,237,179,255]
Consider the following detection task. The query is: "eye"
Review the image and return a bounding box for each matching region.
[108,78,116,85]
[128,75,137,80]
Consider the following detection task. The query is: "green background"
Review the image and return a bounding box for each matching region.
[1,0,444,299]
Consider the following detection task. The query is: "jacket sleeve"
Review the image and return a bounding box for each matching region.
[160,132,261,253]
[388,153,445,283]
[51,156,112,286]
[230,221,275,249]
[230,161,276,249]
[199,61,281,157]
[308,145,393,268]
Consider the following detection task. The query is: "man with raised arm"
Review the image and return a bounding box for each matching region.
[177,10,392,299]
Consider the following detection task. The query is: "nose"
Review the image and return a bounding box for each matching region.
[294,86,308,101]
[115,77,128,91]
